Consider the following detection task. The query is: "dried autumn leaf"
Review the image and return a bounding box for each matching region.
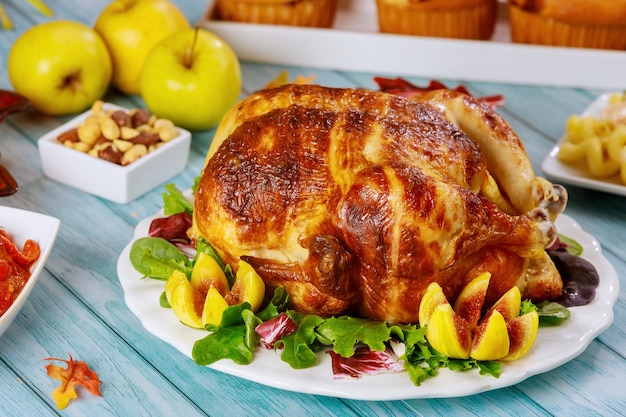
[44,355,102,410]
[373,77,506,109]
[293,74,316,85]
[1,0,53,30]
[263,70,315,90]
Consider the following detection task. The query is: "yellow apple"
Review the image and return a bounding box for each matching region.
[7,20,112,116]
[94,0,190,95]
[139,28,242,131]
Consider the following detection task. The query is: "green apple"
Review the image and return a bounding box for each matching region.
[7,20,112,116]
[139,28,242,131]
[94,0,190,95]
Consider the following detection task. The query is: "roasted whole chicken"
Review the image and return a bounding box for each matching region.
[192,84,567,324]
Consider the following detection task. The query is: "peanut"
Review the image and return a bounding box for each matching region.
[100,118,121,140]
[84,113,105,125]
[153,118,174,131]
[73,141,93,153]
[113,139,134,153]
[55,100,181,166]
[77,123,101,145]
[159,127,179,142]
[120,126,140,140]
[91,100,104,114]
[121,144,148,166]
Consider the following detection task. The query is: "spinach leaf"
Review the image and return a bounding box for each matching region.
[192,303,257,366]
[192,325,252,366]
[536,301,571,326]
[129,236,192,280]
[242,309,262,351]
[256,286,289,322]
[278,312,325,369]
[159,291,170,308]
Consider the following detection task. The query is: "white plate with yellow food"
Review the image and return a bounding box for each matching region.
[542,93,626,196]
[118,211,617,400]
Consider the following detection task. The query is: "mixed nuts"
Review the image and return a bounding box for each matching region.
[56,100,180,166]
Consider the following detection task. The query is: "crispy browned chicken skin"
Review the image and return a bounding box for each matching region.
[193,84,567,323]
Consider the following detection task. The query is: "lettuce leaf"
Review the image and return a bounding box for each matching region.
[316,316,390,358]
[162,183,193,216]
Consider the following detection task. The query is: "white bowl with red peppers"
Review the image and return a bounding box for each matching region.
[0,206,60,338]
[38,101,191,204]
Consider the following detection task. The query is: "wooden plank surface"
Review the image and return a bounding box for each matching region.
[0,1,624,416]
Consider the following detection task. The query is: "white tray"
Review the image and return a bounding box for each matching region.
[200,0,626,90]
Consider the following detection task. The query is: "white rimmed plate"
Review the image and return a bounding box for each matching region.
[117,210,618,400]
[541,93,626,196]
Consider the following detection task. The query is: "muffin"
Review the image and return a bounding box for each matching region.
[375,0,498,40]
[213,0,338,28]
[508,0,626,50]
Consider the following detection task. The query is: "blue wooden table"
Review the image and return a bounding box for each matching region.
[1,1,625,416]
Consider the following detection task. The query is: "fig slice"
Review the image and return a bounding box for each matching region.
[191,252,229,296]
[469,310,509,361]
[501,311,539,361]
[425,303,471,359]
[489,285,522,323]
[453,272,490,329]
[418,282,448,328]
[225,260,266,312]
[166,269,204,329]
[202,286,229,327]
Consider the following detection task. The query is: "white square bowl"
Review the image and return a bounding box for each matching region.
[0,206,60,337]
[38,103,191,204]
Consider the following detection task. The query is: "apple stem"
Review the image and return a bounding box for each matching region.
[183,27,199,69]
[119,0,136,11]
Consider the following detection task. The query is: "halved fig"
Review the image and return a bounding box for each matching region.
[453,272,490,329]
[500,310,539,361]
[202,286,230,327]
[469,310,509,361]
[419,282,448,328]
[425,303,471,359]
[489,285,522,323]
[225,260,265,312]
[166,269,203,329]
[191,252,229,296]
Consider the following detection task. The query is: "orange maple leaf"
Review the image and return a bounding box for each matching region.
[44,355,102,410]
